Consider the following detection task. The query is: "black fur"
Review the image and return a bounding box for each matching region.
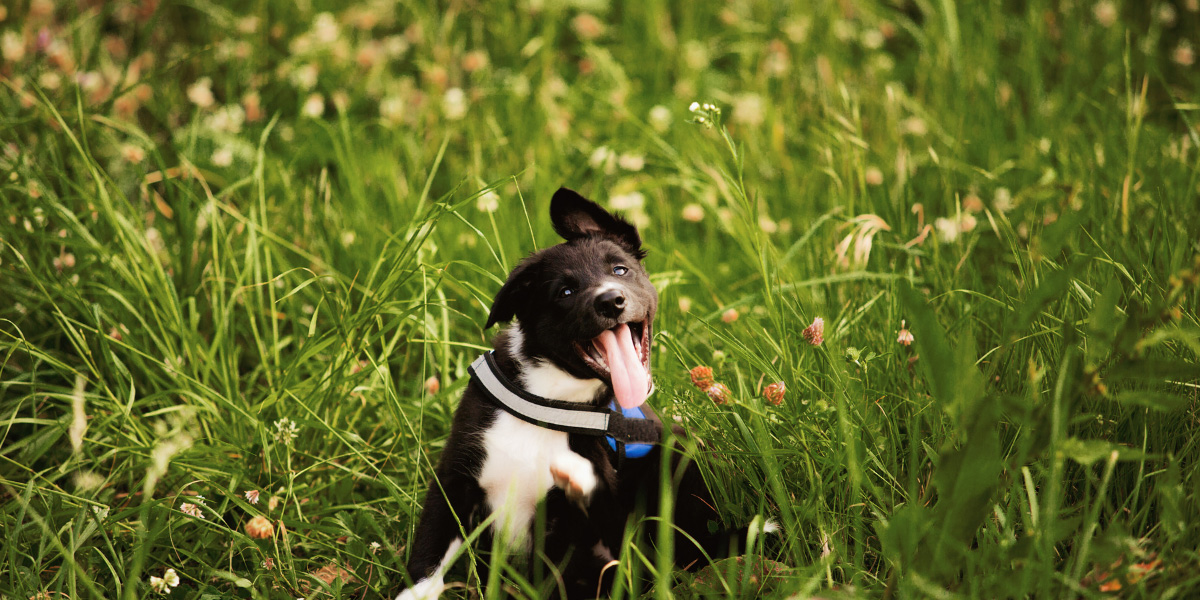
[401,188,753,599]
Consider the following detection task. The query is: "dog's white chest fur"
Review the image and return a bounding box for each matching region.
[477,326,605,549]
[478,411,567,547]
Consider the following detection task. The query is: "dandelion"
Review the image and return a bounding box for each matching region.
[424,376,440,395]
[689,366,714,390]
[763,382,786,406]
[721,308,739,323]
[244,489,260,504]
[186,77,214,108]
[706,382,732,405]
[149,568,180,593]
[245,515,275,539]
[681,203,705,222]
[802,317,824,346]
[180,502,204,519]
[897,320,914,346]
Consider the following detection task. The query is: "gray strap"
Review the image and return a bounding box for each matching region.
[470,354,611,433]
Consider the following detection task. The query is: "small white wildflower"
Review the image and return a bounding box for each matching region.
[274,417,300,444]
[681,203,704,222]
[588,146,615,172]
[380,95,406,126]
[313,12,339,44]
[211,147,233,167]
[648,105,671,132]
[244,490,260,504]
[180,502,204,519]
[994,187,1013,212]
[608,192,645,211]
[370,541,382,554]
[476,189,500,213]
[934,217,959,243]
[290,63,320,91]
[302,93,325,119]
[443,87,467,120]
[186,77,214,109]
[617,153,644,171]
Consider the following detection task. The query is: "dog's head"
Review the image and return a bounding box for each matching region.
[486,187,656,408]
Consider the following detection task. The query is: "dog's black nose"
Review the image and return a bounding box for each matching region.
[595,289,626,318]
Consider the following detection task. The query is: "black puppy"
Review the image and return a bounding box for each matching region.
[398,188,760,600]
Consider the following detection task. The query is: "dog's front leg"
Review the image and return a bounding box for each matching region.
[399,472,482,600]
[549,451,599,508]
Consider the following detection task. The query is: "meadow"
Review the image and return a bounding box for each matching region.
[2,0,1199,598]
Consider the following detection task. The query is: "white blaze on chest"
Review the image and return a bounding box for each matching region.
[477,325,606,550]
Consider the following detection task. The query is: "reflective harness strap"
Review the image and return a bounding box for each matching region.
[468,352,661,446]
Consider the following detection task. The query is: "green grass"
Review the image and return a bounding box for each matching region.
[3,0,1199,598]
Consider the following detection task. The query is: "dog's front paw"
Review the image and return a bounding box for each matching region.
[550,452,597,506]
[395,576,444,600]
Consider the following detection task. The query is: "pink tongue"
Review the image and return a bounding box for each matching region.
[593,323,650,409]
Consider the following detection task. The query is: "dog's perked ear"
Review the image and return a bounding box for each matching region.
[485,259,539,329]
[550,187,644,258]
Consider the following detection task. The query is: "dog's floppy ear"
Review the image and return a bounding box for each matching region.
[485,259,539,329]
[550,187,643,257]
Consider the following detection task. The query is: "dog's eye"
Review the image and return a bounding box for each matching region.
[558,287,574,298]
[613,265,629,276]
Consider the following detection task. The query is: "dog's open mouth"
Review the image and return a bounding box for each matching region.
[574,321,651,409]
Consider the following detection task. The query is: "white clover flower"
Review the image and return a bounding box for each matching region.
[476,190,500,213]
[302,93,325,119]
[934,217,959,243]
[274,418,300,444]
[313,12,340,44]
[608,192,645,211]
[617,153,644,172]
[149,568,180,593]
[186,78,214,108]
[211,147,233,167]
[443,87,467,120]
[648,105,671,132]
[244,490,260,504]
[180,502,204,519]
